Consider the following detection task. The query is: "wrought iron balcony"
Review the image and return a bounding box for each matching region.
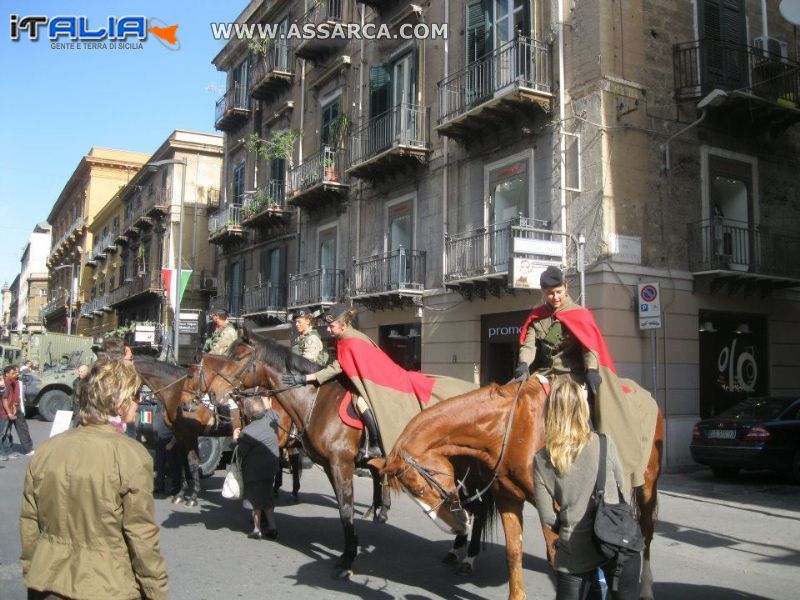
[92,295,108,315]
[347,103,429,180]
[249,40,294,100]
[41,290,68,319]
[294,0,350,60]
[108,270,164,307]
[79,299,96,319]
[91,235,112,261]
[351,247,426,304]
[215,82,250,131]
[288,146,348,209]
[674,39,800,134]
[241,180,290,228]
[687,218,800,289]
[437,36,552,141]
[208,204,245,244]
[105,228,119,252]
[147,186,172,216]
[288,268,345,309]
[445,217,559,288]
[48,216,86,264]
[242,282,287,320]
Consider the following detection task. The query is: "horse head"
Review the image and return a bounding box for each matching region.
[370,452,474,536]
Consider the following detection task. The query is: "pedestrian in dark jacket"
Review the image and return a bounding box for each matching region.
[1,365,34,456]
[233,396,279,540]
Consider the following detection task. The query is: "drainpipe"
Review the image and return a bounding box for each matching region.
[356,4,365,264]
[761,0,769,40]
[442,0,449,281]
[558,0,568,266]
[296,59,306,274]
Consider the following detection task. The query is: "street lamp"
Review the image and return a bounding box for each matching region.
[146,157,188,363]
[52,263,75,335]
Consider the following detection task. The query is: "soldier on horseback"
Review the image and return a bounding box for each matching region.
[515,266,658,491]
[203,309,238,356]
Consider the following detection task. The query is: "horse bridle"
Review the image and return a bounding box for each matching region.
[196,347,259,401]
[395,378,529,515]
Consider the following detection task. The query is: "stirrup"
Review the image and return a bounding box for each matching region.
[356,445,383,465]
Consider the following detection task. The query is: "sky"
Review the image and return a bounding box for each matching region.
[0,0,241,296]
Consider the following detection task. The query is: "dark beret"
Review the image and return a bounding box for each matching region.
[540,266,565,289]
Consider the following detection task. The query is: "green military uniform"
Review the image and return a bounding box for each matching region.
[518,296,599,379]
[290,330,327,365]
[203,322,238,355]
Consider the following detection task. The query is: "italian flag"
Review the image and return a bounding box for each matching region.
[162,269,192,307]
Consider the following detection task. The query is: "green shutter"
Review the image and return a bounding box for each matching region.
[466,0,489,64]
[369,64,391,118]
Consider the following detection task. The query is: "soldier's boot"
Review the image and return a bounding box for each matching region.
[356,408,383,464]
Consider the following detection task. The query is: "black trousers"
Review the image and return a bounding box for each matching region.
[1,413,33,454]
[555,553,642,600]
[154,438,183,494]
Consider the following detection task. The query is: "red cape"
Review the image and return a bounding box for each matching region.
[337,336,435,405]
[519,303,616,373]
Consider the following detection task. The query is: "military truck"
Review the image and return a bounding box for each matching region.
[2,332,97,422]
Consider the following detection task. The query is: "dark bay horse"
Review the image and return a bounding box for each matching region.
[132,357,296,507]
[372,377,664,600]
[188,336,391,578]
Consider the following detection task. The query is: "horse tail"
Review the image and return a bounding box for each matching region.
[466,489,497,551]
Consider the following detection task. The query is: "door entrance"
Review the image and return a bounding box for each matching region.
[480,310,529,385]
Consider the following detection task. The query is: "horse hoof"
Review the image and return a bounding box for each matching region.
[332,568,353,580]
[373,509,388,524]
[185,498,198,508]
[442,552,459,565]
[456,562,474,576]
[170,495,184,505]
[362,505,375,520]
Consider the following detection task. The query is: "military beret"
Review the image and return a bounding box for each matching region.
[540,266,565,289]
[322,302,350,324]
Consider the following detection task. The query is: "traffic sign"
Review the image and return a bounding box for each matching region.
[638,282,662,330]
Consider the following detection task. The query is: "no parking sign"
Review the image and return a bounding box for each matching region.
[638,282,662,330]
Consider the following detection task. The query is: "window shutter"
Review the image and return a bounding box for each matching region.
[369,64,391,118]
[466,0,489,64]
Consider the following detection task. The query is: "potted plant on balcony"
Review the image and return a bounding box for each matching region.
[323,156,337,182]
[247,36,272,77]
[245,129,299,196]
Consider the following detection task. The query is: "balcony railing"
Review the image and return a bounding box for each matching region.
[288,146,348,206]
[48,216,86,263]
[295,0,348,59]
[444,217,556,282]
[288,268,346,308]
[215,82,250,130]
[242,282,286,316]
[108,270,164,307]
[351,248,426,298]
[91,235,111,260]
[79,299,96,319]
[241,180,289,225]
[438,36,552,127]
[41,290,68,319]
[249,40,294,99]
[674,38,800,107]
[687,218,800,280]
[208,204,244,241]
[348,103,429,176]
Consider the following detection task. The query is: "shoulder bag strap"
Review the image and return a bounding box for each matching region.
[595,433,607,502]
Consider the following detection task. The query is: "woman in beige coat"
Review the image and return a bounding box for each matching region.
[20,359,169,600]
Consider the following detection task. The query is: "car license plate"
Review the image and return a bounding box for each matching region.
[707,429,736,439]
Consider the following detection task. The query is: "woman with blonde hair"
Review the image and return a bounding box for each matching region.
[533,376,640,599]
[20,359,169,600]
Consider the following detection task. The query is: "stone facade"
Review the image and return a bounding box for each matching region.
[210,0,800,468]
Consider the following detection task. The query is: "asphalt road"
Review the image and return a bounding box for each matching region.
[1,418,799,599]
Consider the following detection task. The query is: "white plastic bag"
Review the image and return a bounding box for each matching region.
[222,448,243,500]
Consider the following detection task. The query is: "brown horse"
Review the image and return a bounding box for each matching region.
[132,357,297,507]
[372,377,663,600]
[187,335,392,578]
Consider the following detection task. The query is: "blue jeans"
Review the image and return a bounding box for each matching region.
[556,553,641,600]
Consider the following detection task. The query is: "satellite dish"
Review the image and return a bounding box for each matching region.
[780,0,800,26]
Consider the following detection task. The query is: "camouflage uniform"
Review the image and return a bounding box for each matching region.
[290,330,326,365]
[203,322,238,355]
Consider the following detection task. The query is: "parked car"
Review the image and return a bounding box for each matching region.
[690,396,800,483]
[135,397,230,478]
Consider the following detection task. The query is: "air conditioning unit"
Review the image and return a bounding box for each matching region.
[203,276,218,291]
[753,36,789,62]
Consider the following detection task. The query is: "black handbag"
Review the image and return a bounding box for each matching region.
[593,434,644,590]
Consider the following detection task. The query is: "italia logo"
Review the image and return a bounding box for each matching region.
[9,14,180,50]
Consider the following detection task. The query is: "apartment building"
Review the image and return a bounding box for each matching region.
[42,148,151,335]
[78,131,223,363]
[210,0,800,468]
[18,222,52,334]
